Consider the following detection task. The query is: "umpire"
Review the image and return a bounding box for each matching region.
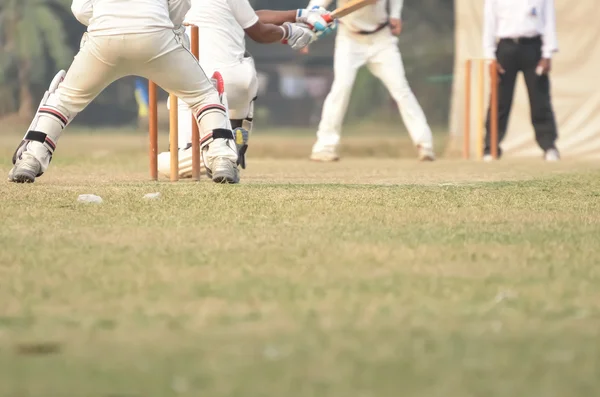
[483,0,560,161]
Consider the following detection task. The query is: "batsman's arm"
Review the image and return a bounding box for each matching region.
[71,0,94,26]
[226,0,285,43]
[244,21,291,43]
[254,10,297,25]
[225,0,302,44]
[255,9,332,32]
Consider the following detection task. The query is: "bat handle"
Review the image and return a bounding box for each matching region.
[323,14,334,23]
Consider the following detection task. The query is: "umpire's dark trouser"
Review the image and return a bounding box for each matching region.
[485,37,558,156]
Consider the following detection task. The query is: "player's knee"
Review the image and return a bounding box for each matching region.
[390,84,413,102]
[182,86,220,110]
[54,89,86,115]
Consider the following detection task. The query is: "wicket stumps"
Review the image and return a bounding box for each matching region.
[463,58,499,160]
[148,25,201,181]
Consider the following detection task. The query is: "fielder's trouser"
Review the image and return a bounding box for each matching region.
[25,29,236,174]
[176,56,258,148]
[484,37,558,156]
[312,26,433,153]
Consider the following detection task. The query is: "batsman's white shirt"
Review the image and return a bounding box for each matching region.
[184,0,258,68]
[174,0,260,149]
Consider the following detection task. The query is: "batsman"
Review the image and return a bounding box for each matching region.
[308,0,436,162]
[158,0,337,178]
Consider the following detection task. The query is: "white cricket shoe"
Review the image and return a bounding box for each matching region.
[8,152,42,183]
[544,148,560,162]
[417,145,436,161]
[210,157,240,184]
[483,154,494,162]
[310,148,339,162]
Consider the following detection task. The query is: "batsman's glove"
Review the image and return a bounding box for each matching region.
[296,6,336,36]
[281,22,317,51]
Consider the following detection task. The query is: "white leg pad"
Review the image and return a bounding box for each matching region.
[13,70,78,173]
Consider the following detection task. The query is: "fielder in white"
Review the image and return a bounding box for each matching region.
[8,0,323,184]
[159,0,335,178]
[308,0,436,162]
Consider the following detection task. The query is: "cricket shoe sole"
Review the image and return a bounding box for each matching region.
[211,157,240,184]
[8,154,41,183]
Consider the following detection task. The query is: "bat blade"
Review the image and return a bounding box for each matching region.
[330,0,378,19]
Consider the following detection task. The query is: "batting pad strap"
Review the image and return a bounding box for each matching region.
[200,129,235,150]
[25,130,56,152]
[213,128,235,140]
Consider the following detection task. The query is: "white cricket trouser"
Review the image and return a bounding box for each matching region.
[54,30,234,162]
[312,27,433,152]
[176,56,258,148]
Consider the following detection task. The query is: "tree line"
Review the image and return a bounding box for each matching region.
[0,0,454,126]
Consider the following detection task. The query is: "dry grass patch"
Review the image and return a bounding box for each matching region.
[1,132,600,397]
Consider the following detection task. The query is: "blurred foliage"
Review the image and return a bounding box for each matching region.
[0,0,455,129]
[0,0,74,116]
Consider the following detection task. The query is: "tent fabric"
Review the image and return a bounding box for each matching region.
[449,0,600,158]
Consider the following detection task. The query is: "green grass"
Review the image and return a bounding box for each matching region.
[1,130,600,397]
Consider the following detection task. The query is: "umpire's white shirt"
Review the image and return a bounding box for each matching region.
[483,0,558,59]
[70,0,191,34]
[308,0,403,33]
[185,0,259,68]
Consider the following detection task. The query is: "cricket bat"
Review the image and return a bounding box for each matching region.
[324,0,378,22]
[302,0,377,55]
